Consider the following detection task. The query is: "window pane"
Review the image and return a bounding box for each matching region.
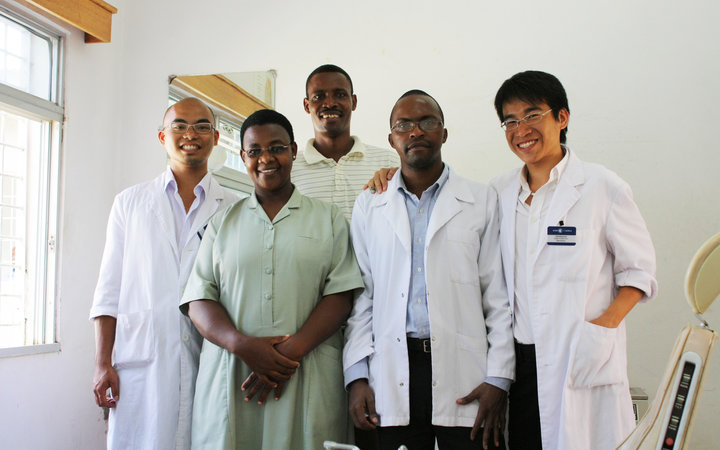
[0,108,46,348]
[0,14,52,100]
[218,119,247,174]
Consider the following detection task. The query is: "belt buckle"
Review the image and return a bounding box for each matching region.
[422,339,431,353]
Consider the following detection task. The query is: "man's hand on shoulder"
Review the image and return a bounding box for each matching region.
[363,167,398,194]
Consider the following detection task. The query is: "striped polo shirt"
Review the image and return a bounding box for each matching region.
[291,136,400,220]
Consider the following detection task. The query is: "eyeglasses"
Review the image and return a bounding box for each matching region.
[391,118,443,133]
[242,145,291,159]
[160,122,215,134]
[500,109,553,131]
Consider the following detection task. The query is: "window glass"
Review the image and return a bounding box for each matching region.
[0,10,60,350]
[0,14,53,101]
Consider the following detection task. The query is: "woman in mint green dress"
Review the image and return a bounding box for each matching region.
[181,109,363,449]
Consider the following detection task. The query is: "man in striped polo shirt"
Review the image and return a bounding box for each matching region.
[293,64,399,220]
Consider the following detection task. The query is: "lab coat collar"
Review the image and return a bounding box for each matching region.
[536,149,585,260]
[370,165,472,253]
[188,172,226,238]
[150,169,227,259]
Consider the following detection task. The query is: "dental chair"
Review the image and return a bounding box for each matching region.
[617,232,720,449]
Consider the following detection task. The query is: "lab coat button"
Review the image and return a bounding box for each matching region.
[397,337,401,342]
[431,336,436,342]
[264,293,271,300]
[182,334,189,342]
[432,381,437,387]
[399,382,404,387]
[265,267,272,274]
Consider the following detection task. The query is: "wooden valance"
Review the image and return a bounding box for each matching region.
[22,0,118,43]
[170,74,271,120]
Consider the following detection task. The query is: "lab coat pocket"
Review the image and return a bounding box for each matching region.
[114,310,155,368]
[568,321,623,388]
[446,227,480,285]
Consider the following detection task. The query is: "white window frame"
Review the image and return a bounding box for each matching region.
[0,6,63,357]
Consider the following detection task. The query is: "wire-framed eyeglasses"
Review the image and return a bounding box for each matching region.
[500,109,553,131]
[160,122,215,134]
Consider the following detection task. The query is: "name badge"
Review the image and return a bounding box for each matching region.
[547,226,576,246]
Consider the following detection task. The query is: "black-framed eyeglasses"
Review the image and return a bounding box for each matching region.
[160,122,215,134]
[391,118,443,133]
[242,144,291,159]
[500,109,553,131]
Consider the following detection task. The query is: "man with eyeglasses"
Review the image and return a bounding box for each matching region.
[292,64,399,220]
[344,90,514,450]
[90,97,239,450]
[491,71,657,449]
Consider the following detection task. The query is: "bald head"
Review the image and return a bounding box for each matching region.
[162,97,215,127]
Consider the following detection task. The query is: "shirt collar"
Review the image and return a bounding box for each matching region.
[519,146,570,196]
[248,185,302,210]
[163,166,210,199]
[302,136,365,164]
[397,163,450,199]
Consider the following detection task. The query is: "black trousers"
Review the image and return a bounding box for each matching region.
[508,341,542,449]
[377,339,506,450]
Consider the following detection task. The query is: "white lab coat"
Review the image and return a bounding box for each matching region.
[90,171,238,450]
[492,150,657,450]
[344,167,514,427]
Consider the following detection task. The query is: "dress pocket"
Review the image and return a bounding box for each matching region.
[567,321,623,388]
[114,310,155,368]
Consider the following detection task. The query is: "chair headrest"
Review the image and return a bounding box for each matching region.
[685,232,720,315]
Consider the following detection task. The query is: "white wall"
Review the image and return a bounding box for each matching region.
[0,0,718,448]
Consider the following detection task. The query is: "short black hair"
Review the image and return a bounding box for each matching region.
[240,109,294,148]
[305,64,354,96]
[390,89,445,125]
[494,71,570,144]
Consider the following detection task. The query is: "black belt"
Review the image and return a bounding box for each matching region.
[514,340,536,363]
[407,337,431,353]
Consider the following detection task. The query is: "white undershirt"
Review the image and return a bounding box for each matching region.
[513,150,569,344]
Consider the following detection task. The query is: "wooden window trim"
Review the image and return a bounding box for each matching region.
[170,74,271,120]
[20,0,117,43]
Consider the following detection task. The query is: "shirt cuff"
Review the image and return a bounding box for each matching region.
[344,358,369,389]
[485,376,512,392]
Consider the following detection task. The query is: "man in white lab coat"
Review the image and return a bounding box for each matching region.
[344,90,514,450]
[491,71,657,450]
[90,98,238,449]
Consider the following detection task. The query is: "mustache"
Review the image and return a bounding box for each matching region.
[404,139,432,152]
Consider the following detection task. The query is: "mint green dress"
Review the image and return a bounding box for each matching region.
[181,188,363,449]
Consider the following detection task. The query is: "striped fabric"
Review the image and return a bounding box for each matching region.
[292,136,400,220]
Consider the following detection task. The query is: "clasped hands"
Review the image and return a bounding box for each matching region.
[234,334,303,405]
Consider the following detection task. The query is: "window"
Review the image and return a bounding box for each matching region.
[0,8,62,353]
